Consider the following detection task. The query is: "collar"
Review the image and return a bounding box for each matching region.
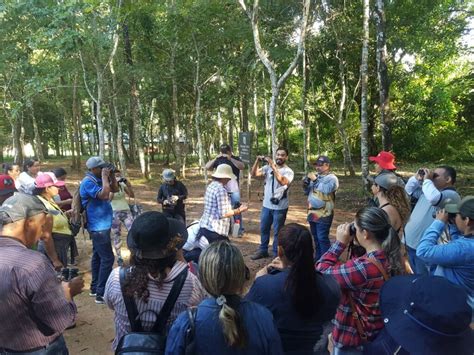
[0,235,27,247]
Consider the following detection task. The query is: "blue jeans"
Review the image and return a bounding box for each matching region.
[260,207,288,255]
[309,217,333,261]
[230,190,244,233]
[406,245,429,276]
[0,335,68,355]
[90,229,114,296]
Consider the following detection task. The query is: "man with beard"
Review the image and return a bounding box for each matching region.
[251,147,294,260]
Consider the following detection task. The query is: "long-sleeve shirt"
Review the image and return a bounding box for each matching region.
[104,261,206,350]
[0,237,76,352]
[304,172,339,223]
[417,220,474,320]
[404,177,460,249]
[315,241,389,348]
[199,181,232,236]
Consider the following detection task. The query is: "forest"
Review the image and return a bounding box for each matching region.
[1,0,473,180]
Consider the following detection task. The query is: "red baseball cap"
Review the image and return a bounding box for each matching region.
[0,174,16,196]
[369,151,397,170]
[34,172,65,188]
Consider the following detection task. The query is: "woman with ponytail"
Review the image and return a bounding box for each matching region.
[166,241,283,355]
[316,207,402,354]
[246,223,340,354]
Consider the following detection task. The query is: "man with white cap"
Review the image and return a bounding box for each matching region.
[157,169,188,224]
[80,156,118,304]
[198,164,248,244]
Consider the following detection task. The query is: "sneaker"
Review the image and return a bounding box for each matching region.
[250,250,269,260]
[95,295,105,304]
[117,257,124,267]
[89,291,97,297]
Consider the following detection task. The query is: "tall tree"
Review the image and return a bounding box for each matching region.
[360,0,370,186]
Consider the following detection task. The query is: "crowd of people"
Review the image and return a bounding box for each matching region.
[0,149,473,355]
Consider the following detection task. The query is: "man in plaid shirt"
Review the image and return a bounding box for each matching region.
[198,164,248,244]
[316,208,392,354]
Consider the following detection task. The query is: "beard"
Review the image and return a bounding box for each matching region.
[275,158,284,166]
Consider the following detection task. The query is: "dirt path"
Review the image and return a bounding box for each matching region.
[55,164,360,354]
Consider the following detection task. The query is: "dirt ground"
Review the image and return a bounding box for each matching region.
[50,162,364,354]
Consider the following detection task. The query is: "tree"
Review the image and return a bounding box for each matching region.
[360,0,370,186]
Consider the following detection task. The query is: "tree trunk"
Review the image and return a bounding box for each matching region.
[12,115,23,163]
[301,51,309,173]
[94,64,105,158]
[375,0,392,151]
[360,0,370,187]
[227,105,234,151]
[71,75,81,169]
[241,94,249,132]
[30,102,45,161]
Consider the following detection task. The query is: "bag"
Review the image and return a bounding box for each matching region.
[70,176,97,234]
[129,198,143,218]
[115,267,188,355]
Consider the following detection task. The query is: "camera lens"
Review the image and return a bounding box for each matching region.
[349,223,356,236]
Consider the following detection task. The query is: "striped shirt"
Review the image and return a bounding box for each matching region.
[104,261,206,350]
[199,181,232,236]
[0,237,77,352]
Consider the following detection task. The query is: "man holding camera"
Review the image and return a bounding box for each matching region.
[205,144,245,235]
[416,196,474,320]
[404,165,460,275]
[80,156,119,304]
[157,169,188,224]
[251,147,294,260]
[303,156,339,261]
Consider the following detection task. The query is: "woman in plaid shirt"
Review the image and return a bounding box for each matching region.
[316,207,403,354]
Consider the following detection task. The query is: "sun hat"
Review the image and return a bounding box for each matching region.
[86,156,108,169]
[127,211,188,259]
[369,151,397,170]
[445,196,474,219]
[380,275,474,355]
[374,172,398,190]
[34,172,65,188]
[0,193,59,224]
[0,174,16,196]
[313,155,330,166]
[211,164,236,180]
[162,169,176,182]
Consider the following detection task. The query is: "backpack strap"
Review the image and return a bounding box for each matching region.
[151,267,188,333]
[346,257,390,342]
[185,307,198,355]
[119,267,144,332]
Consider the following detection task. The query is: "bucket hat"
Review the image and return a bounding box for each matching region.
[211,164,236,180]
[380,275,474,355]
[369,151,396,170]
[162,169,176,182]
[127,211,188,260]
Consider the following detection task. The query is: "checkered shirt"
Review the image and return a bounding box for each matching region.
[199,181,232,237]
[315,240,389,348]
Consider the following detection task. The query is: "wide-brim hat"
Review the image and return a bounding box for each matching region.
[369,151,397,170]
[35,172,65,188]
[381,275,474,355]
[211,164,236,180]
[162,169,176,182]
[127,211,188,259]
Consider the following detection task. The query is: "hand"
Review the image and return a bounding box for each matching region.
[256,155,266,162]
[238,204,249,213]
[436,208,449,223]
[416,168,429,181]
[266,157,276,170]
[53,259,63,271]
[101,168,111,178]
[255,266,268,278]
[163,200,170,206]
[336,223,352,245]
[268,256,283,270]
[307,172,317,181]
[68,276,85,298]
[425,168,435,180]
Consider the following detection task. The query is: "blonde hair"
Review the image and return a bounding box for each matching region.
[199,241,247,348]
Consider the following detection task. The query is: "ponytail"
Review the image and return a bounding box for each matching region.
[217,296,247,348]
[381,227,404,276]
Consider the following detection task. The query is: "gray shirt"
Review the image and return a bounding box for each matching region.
[262,165,294,210]
[404,177,461,249]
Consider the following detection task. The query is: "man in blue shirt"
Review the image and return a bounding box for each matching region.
[417,196,474,321]
[80,156,118,304]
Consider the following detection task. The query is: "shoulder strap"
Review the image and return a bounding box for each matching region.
[379,202,390,209]
[151,267,188,333]
[119,267,144,332]
[366,257,390,281]
[185,307,198,355]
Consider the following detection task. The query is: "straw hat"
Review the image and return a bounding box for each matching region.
[211,164,236,180]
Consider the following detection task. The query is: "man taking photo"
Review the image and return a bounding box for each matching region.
[250,147,294,260]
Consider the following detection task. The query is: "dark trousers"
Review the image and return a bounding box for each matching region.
[309,216,333,261]
[90,229,114,296]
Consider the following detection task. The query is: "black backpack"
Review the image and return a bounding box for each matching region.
[115,267,188,355]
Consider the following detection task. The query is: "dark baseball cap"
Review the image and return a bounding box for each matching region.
[445,196,474,219]
[127,211,188,259]
[0,175,16,196]
[314,155,330,166]
[0,193,58,224]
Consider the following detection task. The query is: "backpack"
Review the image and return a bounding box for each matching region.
[70,176,97,235]
[116,267,188,355]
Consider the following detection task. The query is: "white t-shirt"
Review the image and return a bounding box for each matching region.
[17,171,42,194]
[183,221,209,251]
[262,165,294,210]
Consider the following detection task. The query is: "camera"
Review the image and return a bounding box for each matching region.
[349,222,357,237]
[270,197,280,205]
[418,169,425,177]
[103,163,118,173]
[61,267,79,281]
[118,177,127,184]
[302,177,311,186]
[258,156,268,163]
